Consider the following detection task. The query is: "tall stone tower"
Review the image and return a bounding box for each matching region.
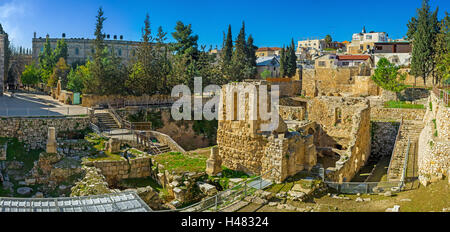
[0,33,5,96]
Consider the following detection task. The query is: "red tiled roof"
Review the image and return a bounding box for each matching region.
[257,47,282,52]
[337,55,371,60]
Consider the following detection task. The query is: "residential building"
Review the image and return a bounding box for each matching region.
[337,55,373,67]
[255,47,281,58]
[315,54,338,68]
[347,27,388,54]
[374,41,412,66]
[297,38,326,52]
[315,54,373,68]
[256,56,280,78]
[32,33,141,65]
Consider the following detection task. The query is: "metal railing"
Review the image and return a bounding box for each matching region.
[154,168,278,212]
[107,102,152,131]
[386,117,403,179]
[134,131,163,155]
[400,137,411,185]
[324,136,412,194]
[433,86,449,106]
[325,181,404,194]
[0,107,89,117]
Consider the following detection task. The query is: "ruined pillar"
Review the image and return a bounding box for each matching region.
[107,138,121,154]
[206,146,222,176]
[46,127,57,154]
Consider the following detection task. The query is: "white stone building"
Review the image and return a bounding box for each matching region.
[32,33,141,65]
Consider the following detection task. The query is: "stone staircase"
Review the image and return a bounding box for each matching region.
[387,121,424,181]
[148,144,171,155]
[95,113,120,131]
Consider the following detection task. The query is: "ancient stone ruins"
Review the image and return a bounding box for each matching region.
[0,77,448,212]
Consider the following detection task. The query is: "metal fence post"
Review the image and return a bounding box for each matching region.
[244,182,247,197]
[215,195,218,212]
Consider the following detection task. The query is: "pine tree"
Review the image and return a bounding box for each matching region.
[371,58,407,93]
[48,58,69,88]
[38,36,55,84]
[171,21,199,59]
[88,7,107,94]
[53,39,68,64]
[170,21,200,89]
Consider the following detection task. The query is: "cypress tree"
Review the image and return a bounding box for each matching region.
[230,22,249,81]
[280,46,287,77]
[287,39,297,77]
[222,25,233,64]
[410,0,439,86]
[246,34,257,78]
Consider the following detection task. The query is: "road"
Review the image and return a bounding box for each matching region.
[0,92,88,117]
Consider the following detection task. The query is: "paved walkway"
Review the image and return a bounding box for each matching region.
[0,92,88,117]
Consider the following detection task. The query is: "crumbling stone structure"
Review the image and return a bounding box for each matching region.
[217,82,317,182]
[301,66,378,98]
[307,97,371,182]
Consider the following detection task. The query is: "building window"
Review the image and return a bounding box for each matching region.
[342,62,349,66]
[366,35,372,40]
[118,49,122,56]
[318,61,326,67]
[75,47,79,56]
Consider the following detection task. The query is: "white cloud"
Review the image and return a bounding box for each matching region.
[0,0,28,48]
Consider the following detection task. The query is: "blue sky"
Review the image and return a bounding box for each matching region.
[1,0,449,49]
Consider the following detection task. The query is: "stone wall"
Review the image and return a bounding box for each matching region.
[0,117,90,150]
[0,143,6,161]
[279,106,306,121]
[371,107,426,121]
[370,122,400,158]
[353,76,380,96]
[417,92,450,185]
[83,156,152,184]
[301,66,374,98]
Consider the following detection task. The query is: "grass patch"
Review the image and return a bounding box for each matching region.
[384,101,425,109]
[153,152,208,173]
[2,137,42,172]
[83,133,124,161]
